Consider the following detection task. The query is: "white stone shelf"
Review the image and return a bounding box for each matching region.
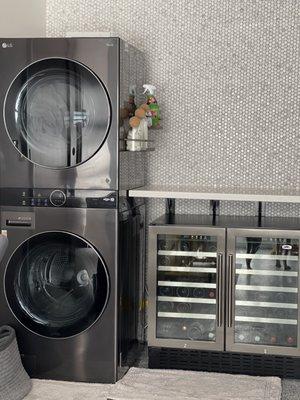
[128,185,300,203]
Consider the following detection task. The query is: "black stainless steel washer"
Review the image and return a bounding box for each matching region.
[0,190,119,383]
[5,231,109,339]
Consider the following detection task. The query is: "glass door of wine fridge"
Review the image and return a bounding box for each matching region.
[148,226,225,350]
[226,229,300,357]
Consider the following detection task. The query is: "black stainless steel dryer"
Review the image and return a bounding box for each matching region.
[0,37,145,191]
[0,188,145,383]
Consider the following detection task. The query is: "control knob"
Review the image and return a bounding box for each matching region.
[50,190,66,207]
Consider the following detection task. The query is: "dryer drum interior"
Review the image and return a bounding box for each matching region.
[4,232,109,338]
[4,58,111,169]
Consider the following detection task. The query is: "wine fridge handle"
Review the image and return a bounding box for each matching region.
[217,253,223,327]
[227,254,234,328]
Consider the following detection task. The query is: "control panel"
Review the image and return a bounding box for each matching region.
[0,189,117,209]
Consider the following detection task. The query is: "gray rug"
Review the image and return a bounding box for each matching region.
[24,367,281,400]
[282,380,300,400]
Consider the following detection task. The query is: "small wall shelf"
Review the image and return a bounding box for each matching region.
[129,185,300,204]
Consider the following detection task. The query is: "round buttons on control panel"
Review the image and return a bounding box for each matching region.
[49,190,66,207]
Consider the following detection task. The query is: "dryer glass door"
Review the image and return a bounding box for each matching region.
[4,58,111,169]
[5,232,109,338]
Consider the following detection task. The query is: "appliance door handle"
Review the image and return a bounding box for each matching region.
[6,220,31,227]
[227,254,234,328]
[216,252,223,327]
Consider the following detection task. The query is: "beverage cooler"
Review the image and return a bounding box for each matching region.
[148,215,300,377]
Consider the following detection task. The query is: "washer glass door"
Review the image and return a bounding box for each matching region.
[5,232,109,338]
[4,58,111,169]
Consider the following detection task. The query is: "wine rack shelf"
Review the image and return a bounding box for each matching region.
[158,281,216,288]
[236,285,298,293]
[158,312,216,320]
[158,250,217,258]
[235,316,297,325]
[158,266,216,273]
[236,269,297,277]
[236,300,297,309]
[236,253,298,261]
[158,296,216,304]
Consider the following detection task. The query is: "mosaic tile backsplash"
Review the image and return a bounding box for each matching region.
[46,0,300,218]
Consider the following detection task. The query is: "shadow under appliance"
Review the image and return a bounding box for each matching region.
[0,189,145,383]
[0,37,144,191]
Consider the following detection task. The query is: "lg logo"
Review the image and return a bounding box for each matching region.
[2,42,13,48]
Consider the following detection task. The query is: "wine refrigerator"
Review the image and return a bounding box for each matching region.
[148,215,300,377]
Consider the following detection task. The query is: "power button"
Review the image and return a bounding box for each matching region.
[49,190,66,207]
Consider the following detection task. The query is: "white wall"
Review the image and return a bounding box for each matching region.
[0,0,46,37]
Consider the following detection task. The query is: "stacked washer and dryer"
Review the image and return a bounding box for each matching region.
[0,37,146,383]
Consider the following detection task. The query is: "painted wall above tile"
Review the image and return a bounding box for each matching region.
[0,0,46,37]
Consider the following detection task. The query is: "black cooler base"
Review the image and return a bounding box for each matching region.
[149,347,300,379]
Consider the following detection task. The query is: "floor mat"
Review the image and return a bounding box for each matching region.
[282,380,300,400]
[24,367,281,400]
[24,378,112,400]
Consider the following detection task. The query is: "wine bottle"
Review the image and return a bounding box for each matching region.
[236,325,268,344]
[286,336,296,346]
[254,292,270,302]
[254,334,262,343]
[187,321,205,341]
[187,321,216,341]
[252,327,269,344]
[238,333,246,342]
[207,242,217,253]
[176,287,190,297]
[270,336,277,344]
[181,241,190,252]
[158,286,173,296]
[157,321,173,337]
[176,302,192,313]
[193,288,205,298]
[267,325,281,345]
[275,292,286,303]
[235,326,251,343]
[158,240,168,251]
[180,256,193,267]
[157,301,174,312]
[191,235,200,252]
[160,256,171,266]
[192,260,216,267]
[272,309,286,319]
